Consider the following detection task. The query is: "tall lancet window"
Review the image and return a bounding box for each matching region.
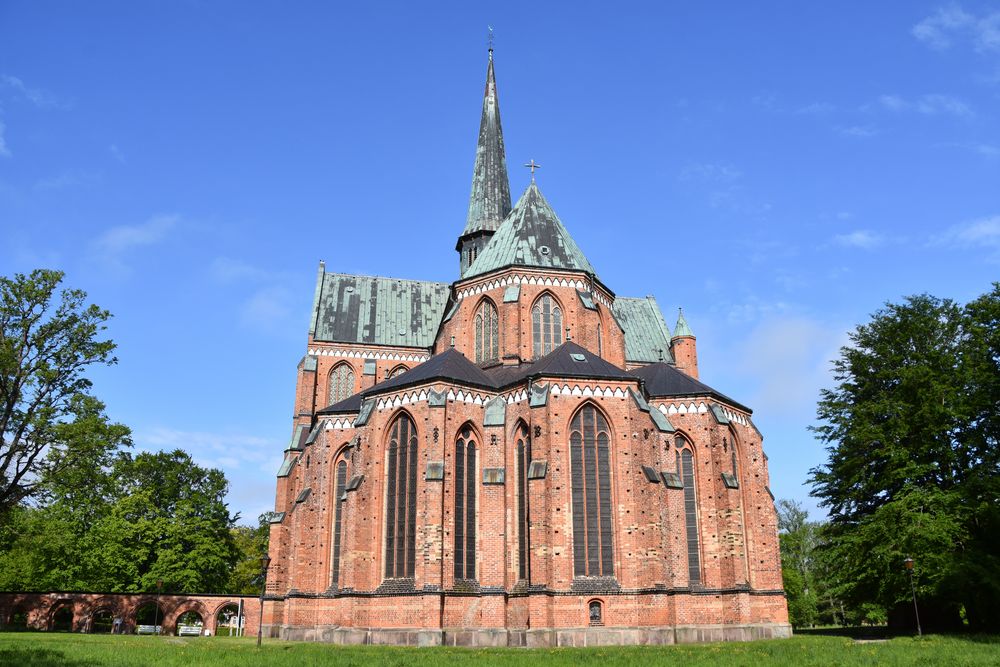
[570,405,613,577]
[329,363,355,404]
[453,426,477,580]
[474,299,499,363]
[516,422,531,580]
[676,434,701,585]
[330,459,348,588]
[385,414,418,579]
[532,294,563,358]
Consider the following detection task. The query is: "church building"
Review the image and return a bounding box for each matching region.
[263,48,790,647]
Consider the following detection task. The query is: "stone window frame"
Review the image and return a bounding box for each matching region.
[531,291,564,359]
[330,447,351,589]
[514,420,531,581]
[568,403,615,578]
[674,432,702,586]
[328,362,355,405]
[453,422,480,581]
[384,412,419,580]
[474,297,500,363]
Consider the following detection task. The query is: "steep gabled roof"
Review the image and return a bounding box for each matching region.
[521,341,634,382]
[674,307,694,338]
[309,265,449,348]
[464,182,598,279]
[461,52,512,238]
[629,362,750,413]
[612,296,674,364]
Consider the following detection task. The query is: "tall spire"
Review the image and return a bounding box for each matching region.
[461,49,512,239]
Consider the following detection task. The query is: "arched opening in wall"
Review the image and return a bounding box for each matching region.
[50,604,73,632]
[330,457,348,588]
[175,610,204,636]
[569,403,614,577]
[387,364,408,379]
[675,434,702,586]
[215,604,245,637]
[515,420,531,581]
[90,608,114,634]
[8,605,28,630]
[531,292,563,358]
[474,298,499,363]
[384,412,418,580]
[328,362,356,405]
[454,423,478,581]
[133,602,164,632]
[588,599,604,626]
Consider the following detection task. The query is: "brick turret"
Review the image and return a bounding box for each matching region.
[671,307,698,379]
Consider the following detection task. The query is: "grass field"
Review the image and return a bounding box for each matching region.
[0,631,997,666]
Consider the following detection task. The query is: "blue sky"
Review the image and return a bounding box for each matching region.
[2,2,998,524]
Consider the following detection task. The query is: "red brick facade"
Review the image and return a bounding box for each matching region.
[262,50,789,647]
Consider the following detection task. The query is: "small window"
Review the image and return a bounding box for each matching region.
[589,600,603,626]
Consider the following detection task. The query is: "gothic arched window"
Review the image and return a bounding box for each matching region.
[532,294,563,358]
[474,299,499,363]
[569,404,613,577]
[388,365,407,379]
[385,413,418,579]
[515,422,531,581]
[328,363,355,404]
[676,435,701,585]
[454,426,477,580]
[330,459,348,588]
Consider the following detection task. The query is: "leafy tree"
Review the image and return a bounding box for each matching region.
[776,499,820,628]
[0,269,128,512]
[810,288,1000,631]
[227,513,271,595]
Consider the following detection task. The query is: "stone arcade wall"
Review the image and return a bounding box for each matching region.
[0,592,260,635]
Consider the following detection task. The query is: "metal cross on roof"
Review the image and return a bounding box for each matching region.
[487,25,495,53]
[524,159,541,180]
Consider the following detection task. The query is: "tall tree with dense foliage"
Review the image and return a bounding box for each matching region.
[0,269,129,512]
[809,287,1000,631]
[227,513,271,595]
[777,499,820,628]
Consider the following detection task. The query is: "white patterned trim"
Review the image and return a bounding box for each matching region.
[656,401,750,426]
[550,384,628,398]
[308,348,429,363]
[456,274,589,300]
[325,418,355,430]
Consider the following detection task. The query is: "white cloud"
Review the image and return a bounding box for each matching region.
[0,120,9,158]
[878,93,972,117]
[210,257,276,283]
[912,5,974,50]
[837,124,878,138]
[34,169,102,191]
[833,230,885,250]
[912,5,1000,53]
[933,215,1000,248]
[0,74,64,109]
[109,144,126,164]
[795,102,836,115]
[93,214,177,257]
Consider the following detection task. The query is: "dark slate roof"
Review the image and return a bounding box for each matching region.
[628,362,750,413]
[309,264,450,347]
[317,391,366,415]
[612,296,674,364]
[461,52,512,240]
[531,341,635,381]
[464,182,598,279]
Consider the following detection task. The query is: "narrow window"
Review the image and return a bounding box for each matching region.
[388,365,407,379]
[570,405,613,577]
[454,427,477,580]
[589,600,603,625]
[331,460,347,587]
[597,323,603,357]
[475,300,499,363]
[516,422,531,580]
[531,294,563,358]
[385,414,418,579]
[680,446,701,584]
[328,363,355,404]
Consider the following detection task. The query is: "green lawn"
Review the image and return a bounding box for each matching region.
[0,631,997,666]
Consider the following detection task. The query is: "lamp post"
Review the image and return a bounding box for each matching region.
[257,554,271,649]
[154,579,163,635]
[903,557,922,637]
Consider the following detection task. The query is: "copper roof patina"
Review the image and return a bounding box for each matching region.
[309,263,449,348]
[461,52,512,239]
[611,296,674,364]
[464,181,598,280]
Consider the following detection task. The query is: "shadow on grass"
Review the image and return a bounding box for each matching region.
[794,626,894,639]
[0,647,101,666]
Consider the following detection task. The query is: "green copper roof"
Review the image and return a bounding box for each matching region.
[461,52,511,238]
[464,181,598,279]
[612,296,674,364]
[674,308,694,338]
[310,266,449,347]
